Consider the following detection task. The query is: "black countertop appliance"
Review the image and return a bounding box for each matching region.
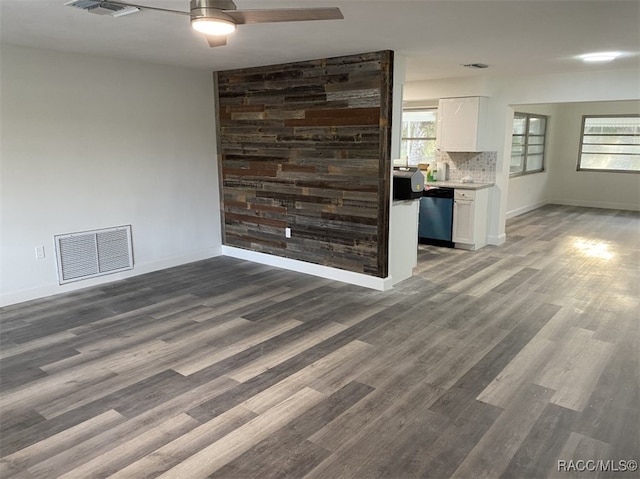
[393,167,424,200]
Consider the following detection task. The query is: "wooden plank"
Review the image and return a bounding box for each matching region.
[109,406,257,478]
[172,318,302,376]
[535,327,614,412]
[156,387,325,478]
[240,340,375,414]
[304,379,445,479]
[226,321,348,383]
[477,336,558,408]
[450,383,555,479]
[55,413,199,478]
[0,410,126,476]
[210,382,374,479]
[546,432,613,479]
[217,51,392,278]
[502,403,579,479]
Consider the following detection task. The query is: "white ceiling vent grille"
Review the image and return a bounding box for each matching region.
[55,225,134,284]
[65,1,140,17]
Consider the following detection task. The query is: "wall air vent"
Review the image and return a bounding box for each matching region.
[55,225,134,284]
[65,1,140,17]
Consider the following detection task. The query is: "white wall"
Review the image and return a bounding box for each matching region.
[506,103,559,218]
[389,55,419,286]
[548,100,640,210]
[0,45,222,306]
[404,67,640,242]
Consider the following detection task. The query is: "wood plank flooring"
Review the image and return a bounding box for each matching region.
[1,204,639,478]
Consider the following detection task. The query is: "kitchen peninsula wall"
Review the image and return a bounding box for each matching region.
[216,51,393,278]
[435,151,497,183]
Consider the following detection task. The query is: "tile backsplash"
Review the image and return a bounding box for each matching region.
[436,151,497,183]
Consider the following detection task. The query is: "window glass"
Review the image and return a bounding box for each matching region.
[528,135,545,145]
[401,109,437,166]
[510,112,547,176]
[527,145,545,155]
[578,116,640,172]
[526,154,544,172]
[513,115,527,135]
[510,154,525,174]
[528,117,546,135]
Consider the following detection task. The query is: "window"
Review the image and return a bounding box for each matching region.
[510,113,547,176]
[400,109,437,166]
[578,115,640,172]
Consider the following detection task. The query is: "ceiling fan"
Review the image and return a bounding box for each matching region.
[65,0,344,47]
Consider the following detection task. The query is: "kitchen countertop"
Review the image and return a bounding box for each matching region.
[424,181,494,190]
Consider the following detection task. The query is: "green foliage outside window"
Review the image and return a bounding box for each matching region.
[401,110,437,166]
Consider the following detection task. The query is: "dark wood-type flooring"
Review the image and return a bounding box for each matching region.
[1,205,639,478]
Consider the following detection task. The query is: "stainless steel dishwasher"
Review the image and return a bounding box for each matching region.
[418,187,455,248]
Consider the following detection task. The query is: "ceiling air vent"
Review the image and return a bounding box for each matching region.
[55,225,134,284]
[65,1,140,17]
[463,63,490,69]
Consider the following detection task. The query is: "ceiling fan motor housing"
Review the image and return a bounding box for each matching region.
[190,0,236,22]
[191,0,237,9]
[190,0,236,15]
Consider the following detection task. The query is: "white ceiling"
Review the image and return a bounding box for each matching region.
[1,0,639,81]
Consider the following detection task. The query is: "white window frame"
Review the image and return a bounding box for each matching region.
[400,108,438,167]
[578,114,640,173]
[510,112,547,177]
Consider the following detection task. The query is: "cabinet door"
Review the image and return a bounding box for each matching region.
[437,97,485,152]
[453,199,475,244]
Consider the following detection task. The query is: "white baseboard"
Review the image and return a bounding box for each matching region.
[0,246,223,307]
[222,246,392,291]
[548,198,640,211]
[1,244,394,307]
[506,200,548,219]
[505,198,640,221]
[488,233,507,246]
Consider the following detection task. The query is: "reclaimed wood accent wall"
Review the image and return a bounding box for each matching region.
[216,50,393,278]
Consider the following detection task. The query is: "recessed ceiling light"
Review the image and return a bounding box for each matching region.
[579,52,622,63]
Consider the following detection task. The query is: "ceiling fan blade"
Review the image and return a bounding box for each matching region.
[225,8,343,25]
[206,35,228,47]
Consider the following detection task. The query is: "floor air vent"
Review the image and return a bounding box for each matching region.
[55,225,134,284]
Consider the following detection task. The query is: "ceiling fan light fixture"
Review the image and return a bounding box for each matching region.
[191,17,236,36]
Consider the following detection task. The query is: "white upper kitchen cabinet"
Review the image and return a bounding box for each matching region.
[436,97,488,152]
